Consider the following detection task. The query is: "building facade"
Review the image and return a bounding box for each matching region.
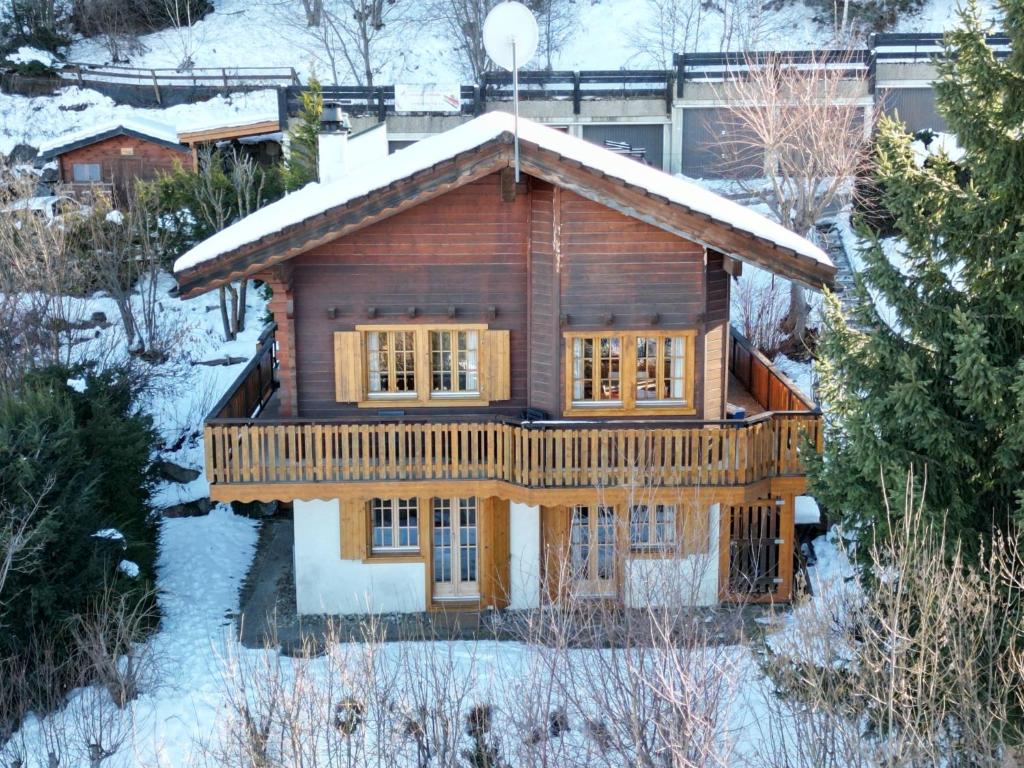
[174,113,834,615]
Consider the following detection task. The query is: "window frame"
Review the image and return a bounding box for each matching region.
[368,497,421,555]
[365,328,418,399]
[628,503,678,552]
[71,162,102,183]
[355,324,490,407]
[429,328,481,398]
[563,330,697,416]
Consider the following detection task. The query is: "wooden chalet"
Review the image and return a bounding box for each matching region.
[177,116,283,169]
[39,118,192,201]
[173,112,835,614]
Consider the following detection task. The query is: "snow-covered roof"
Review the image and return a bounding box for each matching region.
[39,117,182,157]
[174,112,832,283]
[176,113,278,135]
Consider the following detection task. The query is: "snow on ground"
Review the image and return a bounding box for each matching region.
[0,86,276,156]
[62,0,1000,84]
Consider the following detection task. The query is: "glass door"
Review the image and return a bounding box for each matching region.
[569,505,616,597]
[432,497,479,600]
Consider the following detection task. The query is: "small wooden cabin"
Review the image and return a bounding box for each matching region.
[174,113,836,615]
[39,119,192,201]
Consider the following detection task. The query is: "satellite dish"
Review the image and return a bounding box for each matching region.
[482,1,539,71]
[482,1,539,182]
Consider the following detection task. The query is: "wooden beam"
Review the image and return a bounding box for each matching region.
[178,119,281,145]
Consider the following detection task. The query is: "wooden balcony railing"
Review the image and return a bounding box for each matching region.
[204,412,820,489]
[203,324,821,491]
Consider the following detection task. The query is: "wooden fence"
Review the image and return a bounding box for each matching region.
[729,328,816,412]
[208,322,278,420]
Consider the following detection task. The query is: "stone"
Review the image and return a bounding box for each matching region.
[196,355,247,367]
[7,143,37,164]
[162,497,211,518]
[90,311,108,326]
[231,500,279,518]
[154,459,202,484]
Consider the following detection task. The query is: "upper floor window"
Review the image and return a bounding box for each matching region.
[334,325,509,406]
[635,335,688,405]
[72,163,102,183]
[366,330,417,397]
[629,504,677,551]
[570,334,622,405]
[370,497,419,552]
[564,331,696,416]
[430,329,479,396]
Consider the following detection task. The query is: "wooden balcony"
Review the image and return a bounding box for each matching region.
[204,324,821,499]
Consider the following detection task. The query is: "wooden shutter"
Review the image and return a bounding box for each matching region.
[482,329,511,402]
[334,331,364,402]
[339,500,367,559]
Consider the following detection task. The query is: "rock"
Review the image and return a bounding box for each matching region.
[162,497,211,518]
[154,459,202,484]
[7,143,37,164]
[39,166,58,184]
[231,500,279,518]
[90,311,107,326]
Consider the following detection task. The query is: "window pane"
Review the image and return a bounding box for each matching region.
[630,505,650,545]
[73,163,101,183]
[655,505,676,545]
[371,498,393,550]
[395,332,416,392]
[599,337,621,400]
[665,337,685,401]
[636,337,657,401]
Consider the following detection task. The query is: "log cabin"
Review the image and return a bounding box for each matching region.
[173,112,835,615]
[39,118,192,202]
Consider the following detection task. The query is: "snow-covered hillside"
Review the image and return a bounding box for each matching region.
[62,0,1001,85]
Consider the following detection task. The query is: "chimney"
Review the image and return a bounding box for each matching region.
[318,102,351,184]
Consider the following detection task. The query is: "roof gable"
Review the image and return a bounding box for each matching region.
[173,113,835,297]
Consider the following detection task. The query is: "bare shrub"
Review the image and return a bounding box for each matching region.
[750,474,1024,768]
[0,168,90,385]
[732,269,790,357]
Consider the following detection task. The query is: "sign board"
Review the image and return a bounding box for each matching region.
[394,83,462,113]
[120,146,135,156]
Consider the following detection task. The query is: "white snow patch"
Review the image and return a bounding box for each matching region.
[175,113,831,273]
[5,46,55,67]
[118,559,140,578]
[795,495,821,525]
[92,528,125,541]
[66,376,87,392]
[105,210,124,224]
[910,131,965,166]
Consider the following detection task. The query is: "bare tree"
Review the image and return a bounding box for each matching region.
[263,0,407,86]
[717,50,873,343]
[426,0,494,81]
[732,267,790,357]
[0,167,89,384]
[629,0,712,67]
[156,0,207,70]
[71,0,147,62]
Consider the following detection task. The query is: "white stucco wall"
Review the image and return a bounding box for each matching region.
[293,498,426,615]
[623,503,721,608]
[508,502,541,609]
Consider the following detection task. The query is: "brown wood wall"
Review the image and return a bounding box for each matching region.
[556,190,708,418]
[58,135,191,194]
[285,172,719,421]
[703,251,731,420]
[527,181,560,416]
[291,175,529,419]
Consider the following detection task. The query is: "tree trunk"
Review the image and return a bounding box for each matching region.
[218,286,234,341]
[228,283,240,337]
[787,282,808,345]
[235,280,247,334]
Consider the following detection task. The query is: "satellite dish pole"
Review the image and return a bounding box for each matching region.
[482,1,539,182]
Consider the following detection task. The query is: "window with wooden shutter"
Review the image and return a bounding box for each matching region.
[482,329,510,401]
[334,331,365,402]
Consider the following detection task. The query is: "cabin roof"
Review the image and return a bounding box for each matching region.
[173,112,835,296]
[177,115,281,145]
[38,118,185,158]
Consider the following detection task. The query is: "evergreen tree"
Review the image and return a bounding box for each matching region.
[810,0,1024,556]
[284,77,324,190]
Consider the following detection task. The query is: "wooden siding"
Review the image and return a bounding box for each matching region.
[703,251,731,420]
[557,190,708,417]
[528,181,560,416]
[58,134,190,197]
[289,175,529,419]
